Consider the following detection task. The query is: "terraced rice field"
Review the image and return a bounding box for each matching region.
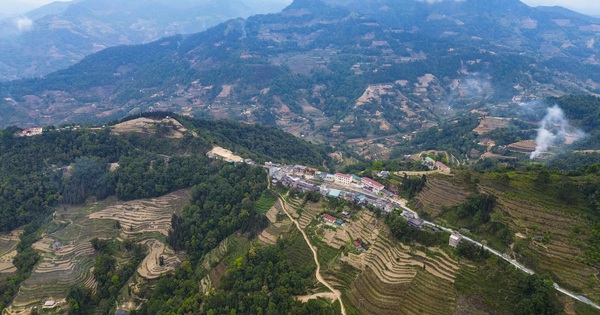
[414,177,470,216]
[343,232,460,314]
[257,202,292,245]
[477,179,599,300]
[0,229,21,274]
[7,190,190,314]
[88,190,190,236]
[137,239,180,279]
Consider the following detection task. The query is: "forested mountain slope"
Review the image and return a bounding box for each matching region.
[2,0,600,151]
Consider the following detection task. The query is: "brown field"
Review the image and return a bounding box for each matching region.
[507,140,537,152]
[0,229,22,274]
[473,117,510,135]
[257,203,293,245]
[137,239,180,279]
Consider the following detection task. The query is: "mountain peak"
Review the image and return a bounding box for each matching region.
[284,0,328,10]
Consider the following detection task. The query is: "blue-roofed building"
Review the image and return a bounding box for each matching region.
[328,189,342,198]
[324,173,335,182]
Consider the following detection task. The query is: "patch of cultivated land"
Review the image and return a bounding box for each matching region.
[342,230,461,315]
[137,239,181,279]
[8,190,190,314]
[477,175,600,301]
[257,202,292,245]
[0,229,22,274]
[414,176,470,216]
[298,197,463,315]
[472,117,510,135]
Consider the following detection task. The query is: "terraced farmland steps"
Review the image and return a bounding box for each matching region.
[276,193,347,315]
[421,217,600,310]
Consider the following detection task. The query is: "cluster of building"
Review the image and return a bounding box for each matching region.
[16,127,43,137]
[267,162,404,214]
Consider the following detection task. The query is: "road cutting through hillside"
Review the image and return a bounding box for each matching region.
[277,194,347,315]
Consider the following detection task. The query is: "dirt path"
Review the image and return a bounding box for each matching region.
[277,195,347,315]
[296,292,339,303]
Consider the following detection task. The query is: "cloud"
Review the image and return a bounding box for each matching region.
[15,17,33,32]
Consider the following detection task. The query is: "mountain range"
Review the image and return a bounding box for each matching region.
[0,0,290,81]
[2,0,600,156]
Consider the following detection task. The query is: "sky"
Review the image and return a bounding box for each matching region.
[1,0,599,17]
[521,0,600,15]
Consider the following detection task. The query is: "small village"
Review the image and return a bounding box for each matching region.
[264,161,465,249]
[205,145,465,249]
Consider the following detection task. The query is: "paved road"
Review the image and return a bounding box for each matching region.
[277,195,347,315]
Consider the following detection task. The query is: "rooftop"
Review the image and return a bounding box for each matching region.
[362,177,384,188]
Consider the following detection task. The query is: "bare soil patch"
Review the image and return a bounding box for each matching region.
[112,117,192,139]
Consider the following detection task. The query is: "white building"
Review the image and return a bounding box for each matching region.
[449,232,462,247]
[334,173,352,186]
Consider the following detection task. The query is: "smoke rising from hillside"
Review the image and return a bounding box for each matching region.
[530,105,585,159]
[16,17,33,32]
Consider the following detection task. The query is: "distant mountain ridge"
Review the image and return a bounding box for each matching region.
[0,0,290,81]
[2,0,600,155]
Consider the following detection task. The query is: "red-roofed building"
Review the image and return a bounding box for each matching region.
[361,177,384,193]
[321,214,337,224]
[435,161,450,171]
[335,173,352,186]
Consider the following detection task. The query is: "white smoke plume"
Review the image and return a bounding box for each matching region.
[530,105,585,159]
[16,17,33,32]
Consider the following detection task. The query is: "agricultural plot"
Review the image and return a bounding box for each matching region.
[257,199,293,245]
[343,231,460,315]
[7,190,190,314]
[0,229,21,274]
[477,177,600,301]
[297,197,463,315]
[472,117,510,135]
[137,239,181,279]
[199,235,252,294]
[413,176,470,216]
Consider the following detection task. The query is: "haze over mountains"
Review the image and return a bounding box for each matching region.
[0,0,290,80]
[2,0,600,152]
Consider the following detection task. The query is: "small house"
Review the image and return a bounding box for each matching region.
[408,217,424,229]
[321,214,337,224]
[449,232,462,247]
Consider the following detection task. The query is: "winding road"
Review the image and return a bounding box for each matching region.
[277,194,347,315]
